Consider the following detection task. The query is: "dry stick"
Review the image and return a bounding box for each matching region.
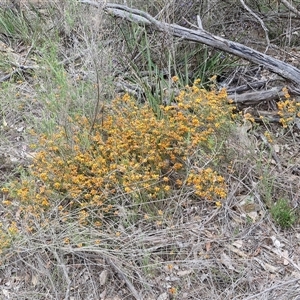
[226,80,269,94]
[106,258,142,300]
[261,244,300,273]
[244,278,300,300]
[0,65,37,83]
[280,0,300,17]
[16,251,59,299]
[280,0,300,47]
[259,133,283,172]
[52,250,71,300]
[0,69,19,83]
[239,0,270,50]
[59,52,86,66]
[228,86,285,105]
[79,0,300,94]
[89,57,103,134]
[271,26,300,43]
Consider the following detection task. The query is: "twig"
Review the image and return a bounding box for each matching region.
[0,69,19,83]
[239,0,270,50]
[52,250,71,300]
[228,86,284,104]
[106,257,142,300]
[258,133,283,172]
[261,244,300,273]
[89,56,103,134]
[280,0,300,17]
[0,64,37,83]
[244,278,300,300]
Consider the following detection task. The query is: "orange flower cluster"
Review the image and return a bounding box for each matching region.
[5,80,234,230]
[187,168,227,200]
[277,87,300,128]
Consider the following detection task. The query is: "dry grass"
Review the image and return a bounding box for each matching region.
[0,1,300,300]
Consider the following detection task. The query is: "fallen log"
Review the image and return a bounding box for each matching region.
[79,1,300,99]
[228,86,284,105]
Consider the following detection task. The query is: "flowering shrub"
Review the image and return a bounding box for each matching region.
[4,80,234,231]
[277,87,300,128]
[0,222,18,255]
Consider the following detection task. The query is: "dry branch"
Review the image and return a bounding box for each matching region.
[106,258,142,300]
[239,0,270,48]
[229,86,284,104]
[0,64,37,83]
[80,0,300,95]
[280,0,300,17]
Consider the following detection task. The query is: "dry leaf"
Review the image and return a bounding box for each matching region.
[2,117,7,127]
[231,215,244,223]
[252,247,261,257]
[281,250,289,266]
[177,269,193,277]
[255,258,278,273]
[232,240,243,249]
[247,211,258,222]
[271,236,281,249]
[206,241,211,252]
[100,288,107,300]
[100,270,108,286]
[200,273,209,282]
[2,289,10,298]
[165,275,179,282]
[157,292,168,300]
[31,274,39,286]
[221,252,235,270]
[274,144,280,153]
[291,271,300,279]
[227,244,248,258]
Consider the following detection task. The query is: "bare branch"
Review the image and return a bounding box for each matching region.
[107,258,142,300]
[280,0,300,17]
[79,0,300,94]
[0,64,37,83]
[239,0,270,49]
[228,86,284,104]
